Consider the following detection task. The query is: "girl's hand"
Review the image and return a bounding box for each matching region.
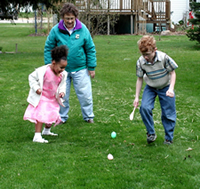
[59,92,65,98]
[36,89,42,95]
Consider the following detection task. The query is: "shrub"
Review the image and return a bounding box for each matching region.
[186,2,200,44]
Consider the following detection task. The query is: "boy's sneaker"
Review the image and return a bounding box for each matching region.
[163,139,173,145]
[147,133,157,144]
[33,137,48,143]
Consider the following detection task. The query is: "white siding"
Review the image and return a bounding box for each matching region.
[171,0,190,24]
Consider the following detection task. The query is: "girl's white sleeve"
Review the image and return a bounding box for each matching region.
[58,71,67,94]
[28,69,41,92]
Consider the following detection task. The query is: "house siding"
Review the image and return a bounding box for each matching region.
[171,0,190,24]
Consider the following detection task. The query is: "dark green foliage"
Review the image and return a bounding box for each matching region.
[187,26,200,43]
[0,0,61,13]
[187,2,200,44]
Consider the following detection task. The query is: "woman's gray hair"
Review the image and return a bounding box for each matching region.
[60,3,79,18]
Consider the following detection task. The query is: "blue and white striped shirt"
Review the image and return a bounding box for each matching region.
[136,51,178,89]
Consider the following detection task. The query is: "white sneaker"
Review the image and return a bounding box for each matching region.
[33,137,48,143]
[42,130,58,136]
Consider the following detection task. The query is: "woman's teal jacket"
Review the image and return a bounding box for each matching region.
[44,19,97,72]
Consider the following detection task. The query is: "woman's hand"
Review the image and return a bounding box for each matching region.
[59,92,65,98]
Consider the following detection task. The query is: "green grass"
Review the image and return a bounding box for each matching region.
[0,23,200,189]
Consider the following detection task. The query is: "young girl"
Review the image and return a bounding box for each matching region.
[23,45,68,143]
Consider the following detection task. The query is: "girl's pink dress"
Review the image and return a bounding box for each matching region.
[24,66,62,126]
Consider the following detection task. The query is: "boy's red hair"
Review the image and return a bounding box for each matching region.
[137,35,156,52]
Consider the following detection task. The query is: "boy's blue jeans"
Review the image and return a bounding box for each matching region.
[140,85,176,141]
[59,69,94,122]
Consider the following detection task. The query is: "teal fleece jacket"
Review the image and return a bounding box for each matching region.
[44,19,97,72]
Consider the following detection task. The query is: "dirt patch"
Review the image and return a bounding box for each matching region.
[169,31,186,35]
[28,33,48,36]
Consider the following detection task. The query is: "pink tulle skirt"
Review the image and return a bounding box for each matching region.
[23,95,61,126]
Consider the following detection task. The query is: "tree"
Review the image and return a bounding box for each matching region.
[79,12,119,37]
[0,0,60,13]
[78,0,119,37]
[186,2,200,44]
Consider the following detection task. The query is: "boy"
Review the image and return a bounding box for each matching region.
[133,35,178,144]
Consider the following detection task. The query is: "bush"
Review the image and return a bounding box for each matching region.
[186,2,200,44]
[186,26,200,43]
[178,20,184,25]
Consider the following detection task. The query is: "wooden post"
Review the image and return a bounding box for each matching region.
[87,0,91,31]
[135,0,139,34]
[107,0,110,35]
[132,0,135,10]
[107,15,110,35]
[15,43,18,53]
[131,0,134,34]
[40,4,43,29]
[131,14,133,35]
[120,0,122,11]
[166,0,171,30]
[47,9,50,34]
[34,10,37,35]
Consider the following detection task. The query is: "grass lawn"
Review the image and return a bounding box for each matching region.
[0,23,200,189]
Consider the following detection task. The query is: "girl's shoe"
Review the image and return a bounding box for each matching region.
[33,137,48,143]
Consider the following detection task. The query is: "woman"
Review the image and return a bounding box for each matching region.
[44,3,97,124]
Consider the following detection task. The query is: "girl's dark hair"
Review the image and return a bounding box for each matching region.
[60,3,79,18]
[51,45,68,63]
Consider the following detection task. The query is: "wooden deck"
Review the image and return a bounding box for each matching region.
[62,0,171,34]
